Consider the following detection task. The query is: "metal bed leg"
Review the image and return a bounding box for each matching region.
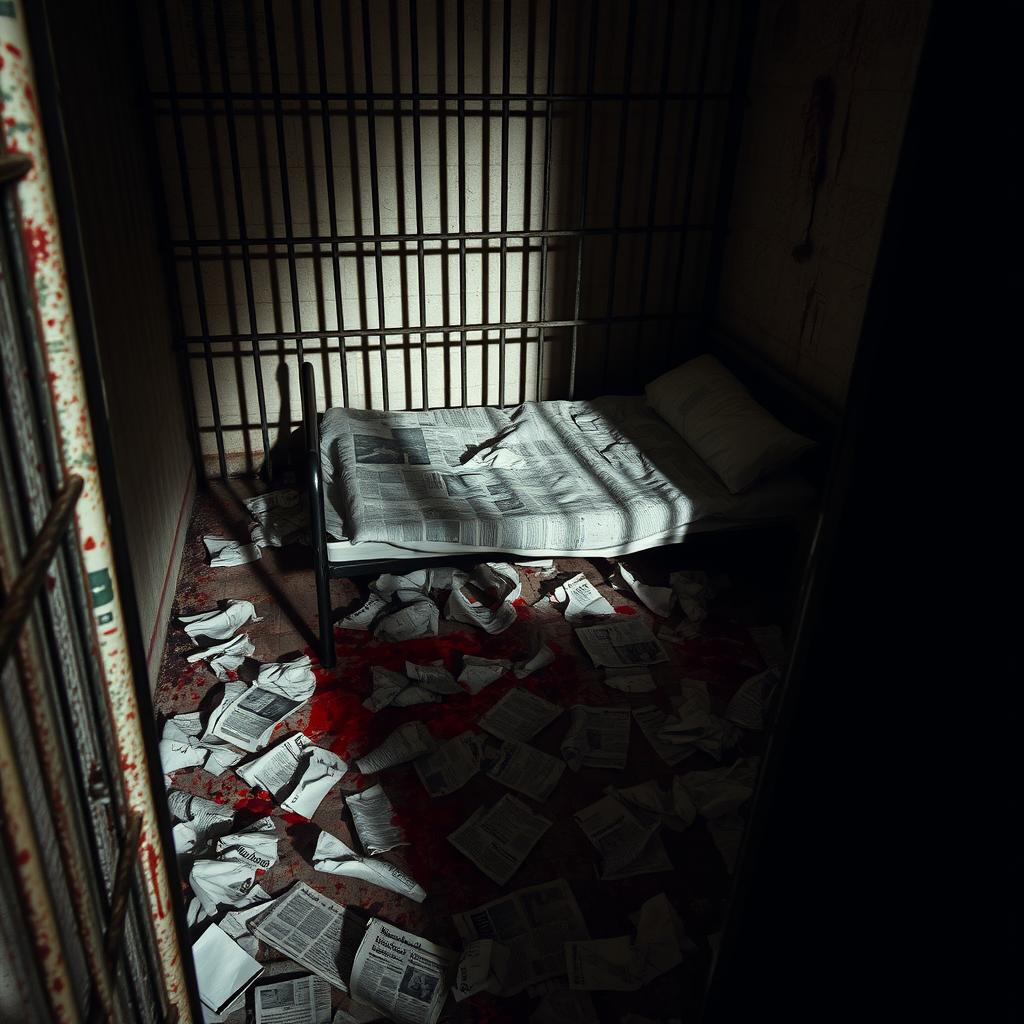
[302,361,336,669]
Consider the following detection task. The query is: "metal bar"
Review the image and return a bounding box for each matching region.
[264,0,306,365]
[569,0,601,399]
[521,0,538,404]
[635,0,677,360]
[409,0,429,409]
[457,0,468,405]
[480,0,491,401]
[156,0,227,477]
[360,0,391,408]
[535,0,557,402]
[600,0,639,388]
[314,0,351,407]
[210,0,274,478]
[436,0,451,405]
[181,309,699,347]
[0,476,82,672]
[153,87,732,103]
[498,0,511,406]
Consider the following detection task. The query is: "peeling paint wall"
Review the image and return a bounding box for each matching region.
[716,0,930,409]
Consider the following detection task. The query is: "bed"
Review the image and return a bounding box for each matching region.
[301,338,836,667]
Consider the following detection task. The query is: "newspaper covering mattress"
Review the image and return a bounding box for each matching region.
[321,397,812,558]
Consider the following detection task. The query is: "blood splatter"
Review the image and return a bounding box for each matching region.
[83,536,96,551]
[614,605,637,615]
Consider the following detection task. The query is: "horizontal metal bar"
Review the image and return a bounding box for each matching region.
[179,311,700,348]
[152,88,733,104]
[174,222,716,250]
[0,475,83,671]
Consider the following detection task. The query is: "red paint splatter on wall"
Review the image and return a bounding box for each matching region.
[83,536,96,551]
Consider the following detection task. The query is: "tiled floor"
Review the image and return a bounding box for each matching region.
[155,482,796,1022]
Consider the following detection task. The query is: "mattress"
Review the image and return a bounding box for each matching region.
[320,396,816,564]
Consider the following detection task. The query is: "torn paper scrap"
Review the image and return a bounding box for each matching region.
[452,879,589,996]
[516,559,554,568]
[167,790,234,844]
[215,817,279,871]
[448,794,551,885]
[406,660,460,693]
[610,563,675,618]
[349,918,458,1024]
[204,535,262,566]
[724,668,779,731]
[161,715,209,781]
[414,731,484,796]
[676,757,760,819]
[210,656,317,752]
[458,655,512,693]
[187,897,209,928]
[189,858,272,917]
[254,974,332,1024]
[479,688,563,742]
[446,563,522,634]
[632,705,698,767]
[362,665,441,712]
[669,571,708,622]
[220,895,281,957]
[181,599,260,642]
[513,632,555,679]
[659,683,739,761]
[706,812,745,874]
[561,706,630,772]
[313,831,426,902]
[205,634,255,681]
[252,882,353,992]
[610,779,694,832]
[193,923,264,1016]
[452,939,511,1002]
[574,795,673,881]
[245,489,308,548]
[201,735,247,777]
[602,667,657,693]
[173,823,197,856]
[747,624,787,672]
[658,619,702,646]
[346,783,407,855]
[356,721,436,775]
[374,597,438,643]
[481,737,566,802]
[237,734,347,818]
[575,619,669,668]
[555,572,616,623]
[529,984,598,1023]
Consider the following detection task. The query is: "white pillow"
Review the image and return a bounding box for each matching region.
[645,354,815,493]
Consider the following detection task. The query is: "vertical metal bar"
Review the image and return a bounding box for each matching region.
[669,0,718,357]
[498,0,511,407]
[409,0,430,408]
[314,0,351,407]
[520,0,537,404]
[360,0,392,409]
[568,0,600,400]
[600,0,639,389]
[457,0,468,405]
[263,0,306,366]
[535,0,557,402]
[436,0,452,406]
[156,0,228,477]
[480,0,491,403]
[210,0,274,477]
[635,0,677,361]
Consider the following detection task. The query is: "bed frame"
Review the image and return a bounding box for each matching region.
[301,338,839,668]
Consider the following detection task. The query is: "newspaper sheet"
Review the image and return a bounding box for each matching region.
[448,795,551,885]
[253,974,332,1024]
[167,790,235,843]
[189,858,272,917]
[451,938,511,1002]
[245,489,308,548]
[513,632,555,678]
[413,731,484,796]
[205,633,256,681]
[221,895,282,956]
[237,734,347,817]
[573,795,673,881]
[160,714,209,782]
[675,757,760,819]
[204,535,262,566]
[609,779,694,832]
[320,398,731,555]
[724,668,779,731]
[193,923,264,1014]
[363,666,441,711]
[610,563,675,618]
[215,816,279,871]
[452,879,589,996]
[356,722,436,774]
[253,882,358,992]
[481,737,566,802]
[173,823,197,855]
[575,620,669,668]
[602,667,657,693]
[554,573,615,624]
[632,705,697,767]
[446,563,522,635]
[346,783,407,854]
[181,600,259,641]
[185,631,252,670]
[210,656,317,752]
[478,689,563,742]
[657,619,702,646]
[663,683,739,760]
[669,571,709,622]
[349,918,458,1024]
[313,831,426,902]
[458,655,512,693]
[561,706,630,771]
[566,893,689,991]
[529,984,598,1023]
